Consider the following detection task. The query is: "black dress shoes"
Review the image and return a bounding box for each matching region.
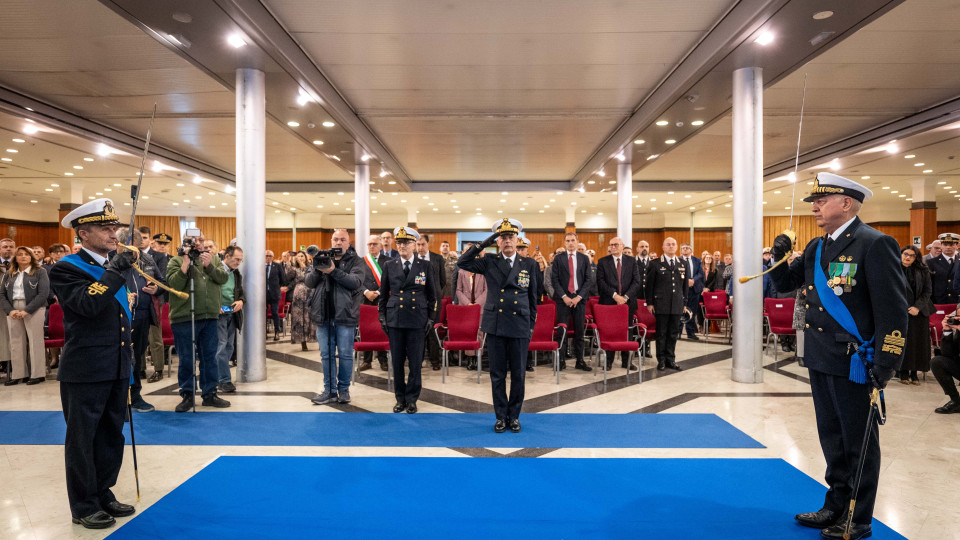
[575,361,592,372]
[72,510,116,529]
[622,362,638,371]
[687,334,700,341]
[467,359,478,371]
[820,522,872,539]
[795,508,839,529]
[509,418,521,433]
[393,401,406,413]
[202,394,231,408]
[935,400,960,414]
[605,361,613,371]
[559,360,567,371]
[406,402,417,414]
[25,377,45,385]
[656,361,666,371]
[174,394,194,413]
[526,361,534,372]
[431,363,441,371]
[494,418,507,433]
[103,500,136,518]
[665,361,683,371]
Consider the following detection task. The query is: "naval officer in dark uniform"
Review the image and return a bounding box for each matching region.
[770,173,907,540]
[48,199,138,530]
[379,227,437,414]
[458,219,538,433]
[928,232,959,305]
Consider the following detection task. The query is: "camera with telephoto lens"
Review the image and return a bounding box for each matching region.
[947,316,960,326]
[306,244,341,266]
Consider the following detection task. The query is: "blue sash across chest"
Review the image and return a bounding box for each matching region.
[814,238,873,383]
[60,254,132,322]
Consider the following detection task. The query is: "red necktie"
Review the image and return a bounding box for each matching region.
[616,258,622,294]
[568,253,575,294]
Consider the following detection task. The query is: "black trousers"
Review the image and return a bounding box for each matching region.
[388,327,425,405]
[808,369,880,524]
[267,299,281,332]
[931,354,960,401]
[363,349,388,366]
[130,312,150,403]
[556,298,586,361]
[60,378,127,519]
[654,313,681,364]
[487,334,529,420]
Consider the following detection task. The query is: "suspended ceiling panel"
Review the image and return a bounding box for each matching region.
[266,0,736,181]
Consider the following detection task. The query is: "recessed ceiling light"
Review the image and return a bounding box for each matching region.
[84,157,94,162]
[287,121,300,128]
[891,191,898,194]
[210,205,216,209]
[388,180,396,185]
[89,196,95,200]
[316,204,323,208]
[774,190,781,194]
[44,188,52,192]
[322,121,335,128]
[50,183,59,187]
[655,120,668,126]
[11,138,24,143]
[96,192,102,195]
[73,165,83,170]
[142,196,149,199]
[22,124,38,135]
[5,148,18,153]
[665,139,676,145]
[904,154,915,159]
[691,120,704,126]
[227,33,246,48]
[113,183,121,186]
[923,169,933,173]
[608,180,616,184]
[882,186,890,190]
[647,154,659,160]
[587,180,595,185]
[290,207,296,211]
[938,181,947,185]
[312,140,324,145]
[633,139,645,145]
[0,157,10,162]
[104,188,112,192]
[346,208,351,211]
[861,176,870,180]
[899,194,907,198]
[914,163,924,166]
[172,202,179,206]
[813,10,834,20]
[64,172,73,176]
[30,200,37,203]
[684,195,691,198]
[754,31,774,45]
[725,204,731,208]
[282,192,290,195]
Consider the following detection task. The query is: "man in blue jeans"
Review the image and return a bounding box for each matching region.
[165,233,231,412]
[216,245,245,394]
[307,229,364,405]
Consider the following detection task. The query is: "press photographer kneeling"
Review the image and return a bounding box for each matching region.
[932,311,960,414]
[165,229,231,413]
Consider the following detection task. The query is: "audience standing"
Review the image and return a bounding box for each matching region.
[899,245,934,384]
[359,235,390,372]
[1,246,50,385]
[286,250,316,351]
[216,246,245,394]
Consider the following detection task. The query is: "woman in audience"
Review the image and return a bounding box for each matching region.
[702,253,718,291]
[899,245,934,384]
[1,247,50,385]
[286,250,316,351]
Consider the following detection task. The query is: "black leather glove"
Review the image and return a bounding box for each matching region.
[478,232,499,249]
[869,365,895,389]
[106,250,136,273]
[771,233,793,262]
[379,316,389,335]
[425,319,433,332]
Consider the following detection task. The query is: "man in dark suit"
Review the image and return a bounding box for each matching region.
[359,235,391,372]
[265,250,287,341]
[550,232,593,371]
[49,199,138,529]
[645,237,688,371]
[679,243,704,340]
[146,233,173,381]
[635,239,653,358]
[458,218,538,433]
[597,236,642,371]
[928,232,959,305]
[416,234,446,370]
[379,227,437,414]
[770,173,907,540]
[379,230,399,259]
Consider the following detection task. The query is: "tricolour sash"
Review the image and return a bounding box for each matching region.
[364,254,382,287]
[814,238,873,384]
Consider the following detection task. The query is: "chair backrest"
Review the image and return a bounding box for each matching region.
[47,302,64,340]
[532,302,557,342]
[439,296,453,325]
[593,304,630,342]
[161,303,174,340]
[764,297,795,328]
[634,298,656,332]
[358,304,388,342]
[541,296,556,306]
[446,304,482,341]
[279,289,287,306]
[585,296,599,320]
[703,291,729,317]
[934,304,957,316]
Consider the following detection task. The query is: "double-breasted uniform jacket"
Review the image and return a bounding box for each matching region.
[379,257,438,329]
[457,245,538,338]
[770,218,908,376]
[49,250,132,383]
[927,253,959,305]
[645,256,689,315]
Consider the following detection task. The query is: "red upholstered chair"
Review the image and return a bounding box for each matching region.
[593,304,640,386]
[527,303,567,384]
[584,296,600,354]
[354,305,393,386]
[435,296,455,359]
[701,291,731,342]
[634,298,657,349]
[435,304,484,383]
[763,297,796,362]
[160,303,176,378]
[44,302,65,368]
[930,304,957,350]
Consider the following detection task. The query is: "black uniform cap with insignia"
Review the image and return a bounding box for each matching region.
[153,233,173,244]
[60,198,121,229]
[802,172,873,203]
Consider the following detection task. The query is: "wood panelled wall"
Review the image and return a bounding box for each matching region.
[0,220,59,250]
[133,216,182,249]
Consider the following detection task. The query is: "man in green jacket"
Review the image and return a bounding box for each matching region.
[165,233,230,413]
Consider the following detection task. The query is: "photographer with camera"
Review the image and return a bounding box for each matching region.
[165,230,231,413]
[932,310,960,414]
[306,229,364,405]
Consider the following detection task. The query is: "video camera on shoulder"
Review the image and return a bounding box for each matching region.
[306,244,341,266]
[178,228,204,261]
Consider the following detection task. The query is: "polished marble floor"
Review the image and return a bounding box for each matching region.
[1,336,957,539]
